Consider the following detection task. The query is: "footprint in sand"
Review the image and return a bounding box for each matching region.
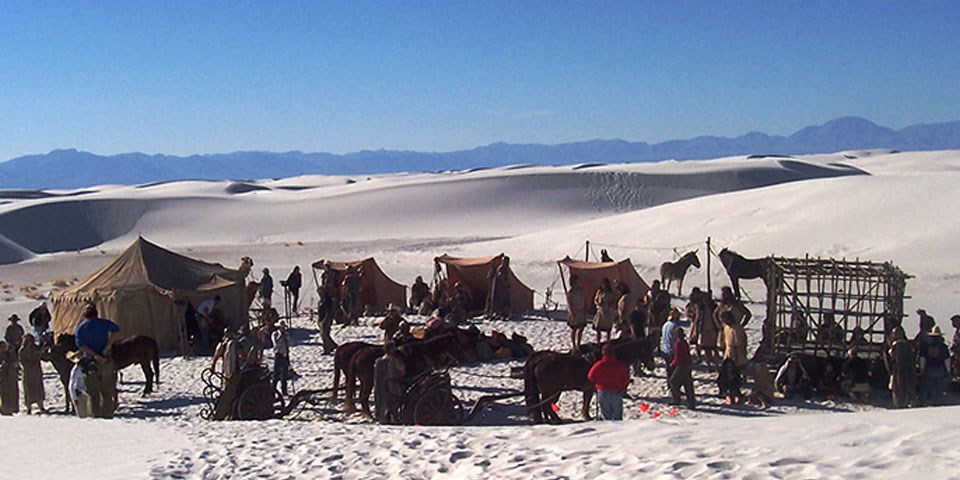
[322,454,344,463]
[770,457,811,467]
[450,451,472,463]
[570,427,596,436]
[671,461,694,471]
[707,460,735,472]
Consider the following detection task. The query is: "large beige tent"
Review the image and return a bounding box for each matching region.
[435,253,534,316]
[52,237,248,353]
[558,256,650,315]
[310,257,407,313]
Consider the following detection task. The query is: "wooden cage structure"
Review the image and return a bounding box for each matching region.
[762,256,909,359]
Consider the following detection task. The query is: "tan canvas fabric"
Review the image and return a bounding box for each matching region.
[435,253,535,314]
[310,257,407,312]
[558,256,650,316]
[52,237,247,353]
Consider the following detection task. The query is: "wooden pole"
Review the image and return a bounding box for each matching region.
[706,237,712,296]
[585,240,591,262]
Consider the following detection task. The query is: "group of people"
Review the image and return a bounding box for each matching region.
[0,304,53,415]
[886,309,955,408]
[210,307,294,396]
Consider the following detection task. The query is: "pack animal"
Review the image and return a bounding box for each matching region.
[58,334,160,395]
[344,333,461,418]
[660,250,701,296]
[718,248,771,299]
[524,338,655,424]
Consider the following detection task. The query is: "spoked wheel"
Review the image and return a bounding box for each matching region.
[235,383,280,420]
[413,388,463,426]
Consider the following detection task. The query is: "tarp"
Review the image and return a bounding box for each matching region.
[558,256,650,315]
[310,257,407,313]
[435,253,534,315]
[52,236,248,353]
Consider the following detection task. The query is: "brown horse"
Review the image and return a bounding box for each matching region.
[524,337,655,424]
[58,334,160,395]
[332,341,378,402]
[718,248,771,299]
[660,250,701,296]
[344,333,461,418]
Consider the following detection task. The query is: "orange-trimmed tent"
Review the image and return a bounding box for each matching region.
[435,253,534,316]
[558,256,650,315]
[310,257,406,313]
[52,237,248,353]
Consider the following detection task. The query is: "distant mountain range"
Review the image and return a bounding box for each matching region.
[2,117,959,189]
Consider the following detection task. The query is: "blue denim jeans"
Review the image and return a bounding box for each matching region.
[597,390,624,420]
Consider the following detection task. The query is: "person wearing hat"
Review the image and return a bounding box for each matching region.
[918,325,950,406]
[4,314,24,354]
[74,304,120,418]
[284,266,303,316]
[587,343,630,420]
[259,267,274,308]
[378,304,404,343]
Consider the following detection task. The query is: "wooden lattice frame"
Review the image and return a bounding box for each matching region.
[762,256,909,359]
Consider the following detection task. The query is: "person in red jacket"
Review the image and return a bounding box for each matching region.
[669,326,697,408]
[587,343,630,420]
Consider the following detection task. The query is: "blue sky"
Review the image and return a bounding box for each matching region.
[1,1,958,161]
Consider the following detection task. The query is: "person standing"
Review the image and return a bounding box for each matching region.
[409,276,430,312]
[374,340,407,424]
[260,267,274,308]
[29,303,51,339]
[271,322,291,396]
[0,341,19,415]
[212,329,240,389]
[196,295,222,349]
[587,343,630,421]
[669,326,696,408]
[74,304,120,418]
[5,314,24,354]
[341,266,362,325]
[285,266,303,316]
[317,290,338,355]
[566,275,587,350]
[918,326,950,406]
[18,333,45,414]
[593,278,617,343]
[950,314,960,381]
[888,327,917,409]
[661,309,681,382]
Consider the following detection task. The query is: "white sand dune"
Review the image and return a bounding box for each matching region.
[1,150,959,479]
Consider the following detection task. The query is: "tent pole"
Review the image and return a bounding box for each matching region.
[706,236,712,296]
[558,262,569,296]
[585,240,590,262]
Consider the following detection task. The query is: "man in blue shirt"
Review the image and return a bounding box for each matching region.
[661,309,680,384]
[75,304,120,418]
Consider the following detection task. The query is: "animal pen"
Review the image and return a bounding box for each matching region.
[762,256,909,360]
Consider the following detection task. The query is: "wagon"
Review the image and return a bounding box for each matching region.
[396,369,464,426]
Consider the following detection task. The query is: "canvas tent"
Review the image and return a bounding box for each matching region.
[52,236,248,353]
[558,256,650,315]
[434,253,534,316]
[310,257,407,313]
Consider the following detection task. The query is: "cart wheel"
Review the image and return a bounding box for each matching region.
[413,389,462,426]
[236,383,279,420]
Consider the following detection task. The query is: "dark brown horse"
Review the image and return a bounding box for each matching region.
[718,248,771,299]
[58,334,160,395]
[660,250,701,296]
[524,338,655,424]
[344,333,461,418]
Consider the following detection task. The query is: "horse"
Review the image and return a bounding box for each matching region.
[58,334,160,395]
[524,337,655,424]
[660,250,701,296]
[332,341,377,402]
[718,248,771,299]
[344,333,461,418]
